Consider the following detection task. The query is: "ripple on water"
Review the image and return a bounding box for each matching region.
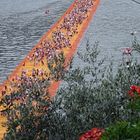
[0,0,73,83]
[72,0,140,69]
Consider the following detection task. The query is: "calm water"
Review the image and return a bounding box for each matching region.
[0,0,73,83]
[0,0,140,83]
[74,0,140,67]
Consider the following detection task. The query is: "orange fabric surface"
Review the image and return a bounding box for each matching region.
[0,0,100,139]
[48,0,100,96]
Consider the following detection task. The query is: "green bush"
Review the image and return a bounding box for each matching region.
[101,37,140,140]
[46,41,140,139]
[0,52,65,140]
[1,78,50,140]
[101,120,140,140]
[1,39,140,140]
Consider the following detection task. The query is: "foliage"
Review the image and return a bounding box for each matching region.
[47,52,67,81]
[132,36,140,54]
[45,41,140,140]
[0,52,66,140]
[101,85,140,140]
[101,120,140,140]
[0,78,50,140]
[101,63,140,140]
[0,39,140,140]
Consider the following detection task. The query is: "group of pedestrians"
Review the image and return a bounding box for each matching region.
[29,0,94,64]
[1,0,95,95]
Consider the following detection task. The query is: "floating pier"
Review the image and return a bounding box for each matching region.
[0,0,100,139]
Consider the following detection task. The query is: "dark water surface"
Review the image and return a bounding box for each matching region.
[0,0,73,83]
[74,0,140,67]
[1,0,140,83]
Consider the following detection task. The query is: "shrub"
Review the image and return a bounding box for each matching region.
[101,120,140,140]
[0,52,65,140]
[101,85,140,140]
[0,78,50,140]
[46,41,140,139]
[1,39,140,140]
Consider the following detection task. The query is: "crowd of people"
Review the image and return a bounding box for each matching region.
[1,0,95,95]
[29,0,94,64]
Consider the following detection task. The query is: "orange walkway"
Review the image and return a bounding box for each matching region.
[0,0,100,139]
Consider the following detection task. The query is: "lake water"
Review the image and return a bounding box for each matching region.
[75,0,140,67]
[0,0,140,83]
[0,0,73,83]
